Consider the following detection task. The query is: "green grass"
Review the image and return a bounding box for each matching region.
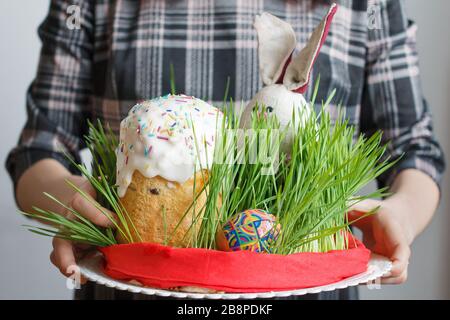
[22,82,394,253]
[23,120,142,245]
[193,83,393,253]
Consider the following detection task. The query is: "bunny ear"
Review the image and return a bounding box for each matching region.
[254,12,297,86]
[283,3,338,93]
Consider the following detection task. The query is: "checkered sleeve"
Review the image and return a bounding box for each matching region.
[361,0,445,188]
[5,0,94,190]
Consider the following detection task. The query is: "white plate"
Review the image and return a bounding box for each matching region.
[78,252,391,299]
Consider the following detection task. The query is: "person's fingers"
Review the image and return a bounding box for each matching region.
[346,199,382,229]
[66,178,116,227]
[51,237,77,277]
[372,211,411,279]
[70,191,116,227]
[73,244,95,260]
[49,250,57,266]
[348,199,382,215]
[381,269,408,285]
[50,251,88,285]
[79,179,97,197]
[387,242,411,278]
[51,238,88,284]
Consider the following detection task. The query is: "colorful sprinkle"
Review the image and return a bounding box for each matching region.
[117,94,224,198]
[144,145,152,157]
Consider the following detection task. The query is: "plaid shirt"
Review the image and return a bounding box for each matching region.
[6,0,445,300]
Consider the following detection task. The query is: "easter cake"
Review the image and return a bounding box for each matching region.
[115,95,222,248]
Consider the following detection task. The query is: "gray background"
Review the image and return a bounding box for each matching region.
[0,0,449,299]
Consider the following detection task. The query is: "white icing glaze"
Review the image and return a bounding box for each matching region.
[116,94,223,197]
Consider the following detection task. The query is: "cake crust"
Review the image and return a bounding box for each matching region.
[117,170,209,247]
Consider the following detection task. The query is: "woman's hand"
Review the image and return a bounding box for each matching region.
[348,198,413,284]
[347,169,440,285]
[49,178,116,284]
[17,159,116,284]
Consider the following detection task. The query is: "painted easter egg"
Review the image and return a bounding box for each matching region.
[216,209,280,253]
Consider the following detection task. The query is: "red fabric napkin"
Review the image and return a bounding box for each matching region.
[99,236,370,293]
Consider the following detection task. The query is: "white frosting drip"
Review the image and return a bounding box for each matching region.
[116,94,223,197]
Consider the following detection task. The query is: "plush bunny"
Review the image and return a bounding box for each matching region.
[241,3,338,153]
